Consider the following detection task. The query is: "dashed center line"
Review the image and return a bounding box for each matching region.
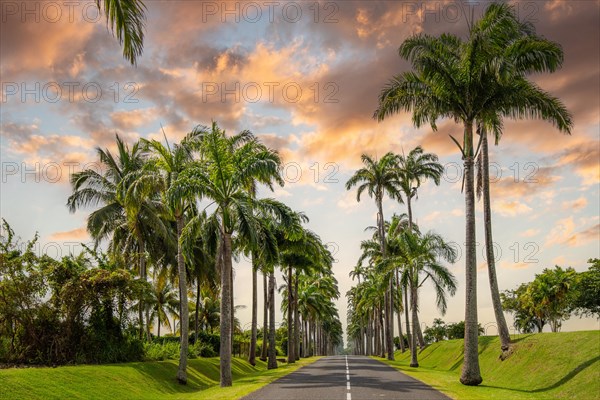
[345,355,351,400]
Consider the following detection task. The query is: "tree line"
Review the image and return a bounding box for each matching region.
[0,123,342,388]
[348,2,572,386]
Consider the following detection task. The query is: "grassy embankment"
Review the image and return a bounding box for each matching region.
[379,330,600,400]
[0,356,318,400]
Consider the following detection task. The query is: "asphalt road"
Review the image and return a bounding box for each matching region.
[242,355,451,400]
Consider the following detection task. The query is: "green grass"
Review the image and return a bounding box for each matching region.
[378,330,600,400]
[0,356,319,400]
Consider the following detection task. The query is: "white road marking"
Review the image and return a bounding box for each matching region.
[345,355,352,400]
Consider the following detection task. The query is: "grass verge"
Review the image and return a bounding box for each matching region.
[0,356,319,400]
[376,330,600,400]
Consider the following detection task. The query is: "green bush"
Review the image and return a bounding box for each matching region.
[144,341,180,361]
[190,341,217,358]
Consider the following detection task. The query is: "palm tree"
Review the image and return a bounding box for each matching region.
[394,230,457,367]
[149,272,179,338]
[474,5,573,351]
[346,153,402,361]
[139,128,203,384]
[171,122,291,387]
[95,0,147,65]
[67,135,167,341]
[396,147,442,348]
[374,3,572,385]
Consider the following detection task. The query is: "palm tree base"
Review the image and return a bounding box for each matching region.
[176,372,187,385]
[409,362,418,368]
[459,376,483,386]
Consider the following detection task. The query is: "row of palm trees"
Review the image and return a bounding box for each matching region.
[371,3,572,385]
[345,147,457,368]
[67,122,341,387]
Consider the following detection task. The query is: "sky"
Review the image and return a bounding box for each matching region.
[1,0,599,338]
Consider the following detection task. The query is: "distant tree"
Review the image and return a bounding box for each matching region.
[446,321,484,340]
[529,266,577,332]
[501,284,538,333]
[424,319,447,343]
[573,259,600,318]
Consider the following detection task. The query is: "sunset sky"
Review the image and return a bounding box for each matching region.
[1,0,599,335]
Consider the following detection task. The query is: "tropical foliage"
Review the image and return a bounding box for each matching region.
[501,263,596,333]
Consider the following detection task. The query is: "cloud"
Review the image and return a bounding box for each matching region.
[424,211,442,222]
[491,167,561,200]
[110,108,157,130]
[494,200,532,217]
[499,260,530,270]
[556,142,600,186]
[49,227,89,241]
[520,228,541,238]
[562,197,588,211]
[545,218,600,247]
[337,190,361,213]
[450,208,463,217]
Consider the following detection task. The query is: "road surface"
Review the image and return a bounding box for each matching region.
[242,355,450,400]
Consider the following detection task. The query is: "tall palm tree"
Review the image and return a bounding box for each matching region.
[346,153,402,361]
[96,0,147,65]
[172,122,291,387]
[67,135,167,340]
[396,146,442,348]
[474,4,573,351]
[374,3,572,385]
[139,128,203,384]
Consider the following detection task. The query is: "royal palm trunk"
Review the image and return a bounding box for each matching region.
[460,121,483,386]
[409,283,418,367]
[249,255,258,366]
[481,132,511,351]
[396,268,405,352]
[267,271,277,369]
[294,271,300,360]
[176,216,189,384]
[195,281,200,344]
[219,232,233,387]
[260,271,268,361]
[287,266,295,363]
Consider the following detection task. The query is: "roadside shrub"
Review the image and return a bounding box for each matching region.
[144,341,180,361]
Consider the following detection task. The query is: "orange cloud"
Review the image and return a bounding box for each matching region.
[49,227,89,241]
[494,200,532,217]
[499,260,530,270]
[562,197,588,211]
[110,108,157,130]
[546,218,599,247]
[520,228,541,238]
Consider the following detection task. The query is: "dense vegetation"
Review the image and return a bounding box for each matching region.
[0,125,342,388]
[501,260,600,333]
